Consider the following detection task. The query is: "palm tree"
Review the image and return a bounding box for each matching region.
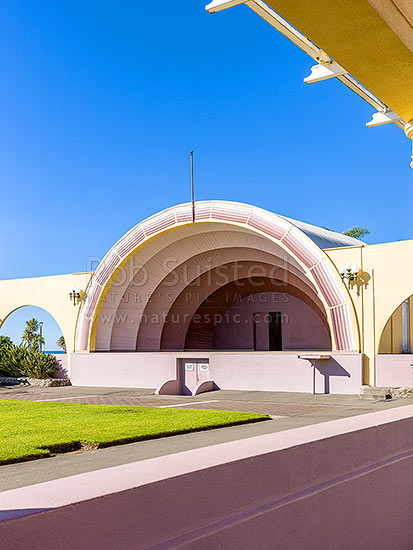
[57,335,66,353]
[22,318,38,350]
[22,318,44,352]
[342,226,370,240]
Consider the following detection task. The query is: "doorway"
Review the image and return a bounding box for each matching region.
[178,359,210,395]
[269,312,282,351]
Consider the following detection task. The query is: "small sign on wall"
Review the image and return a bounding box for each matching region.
[199,363,209,371]
[185,363,195,371]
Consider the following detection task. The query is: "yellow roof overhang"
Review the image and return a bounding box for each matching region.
[265,0,413,123]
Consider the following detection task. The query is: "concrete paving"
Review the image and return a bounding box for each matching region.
[1,384,412,492]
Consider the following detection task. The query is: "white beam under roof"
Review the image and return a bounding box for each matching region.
[205,0,406,131]
[304,62,347,84]
[366,110,401,128]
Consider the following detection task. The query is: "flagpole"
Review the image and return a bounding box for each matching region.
[190,150,195,222]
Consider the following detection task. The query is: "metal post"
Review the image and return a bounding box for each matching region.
[39,322,44,352]
[190,150,195,222]
[402,299,409,353]
[312,360,316,394]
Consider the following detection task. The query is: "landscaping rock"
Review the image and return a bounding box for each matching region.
[27,378,71,387]
[0,377,70,387]
[390,387,413,399]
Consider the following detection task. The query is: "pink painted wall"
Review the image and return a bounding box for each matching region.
[70,351,362,394]
[2,406,413,549]
[213,292,331,350]
[375,355,413,387]
[70,352,174,388]
[211,352,361,394]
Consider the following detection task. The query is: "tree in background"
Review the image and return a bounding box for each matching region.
[21,318,45,353]
[57,335,66,353]
[322,225,370,241]
[342,226,370,240]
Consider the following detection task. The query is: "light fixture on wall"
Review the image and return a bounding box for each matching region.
[339,263,360,287]
[69,286,81,306]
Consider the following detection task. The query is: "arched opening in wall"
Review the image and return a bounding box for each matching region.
[378,295,413,354]
[0,306,68,376]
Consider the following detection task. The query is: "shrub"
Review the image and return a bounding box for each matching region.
[0,336,11,349]
[0,342,58,379]
[23,351,58,379]
[0,343,27,377]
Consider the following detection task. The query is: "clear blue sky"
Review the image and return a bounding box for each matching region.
[1,1,412,341]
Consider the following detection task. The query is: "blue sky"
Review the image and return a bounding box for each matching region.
[1,1,412,343]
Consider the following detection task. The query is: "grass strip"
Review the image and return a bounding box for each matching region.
[0,400,269,465]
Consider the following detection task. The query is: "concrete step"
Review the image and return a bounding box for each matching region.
[359,386,393,400]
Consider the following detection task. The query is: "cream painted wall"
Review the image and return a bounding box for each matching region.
[0,272,92,359]
[326,240,413,385]
[378,296,413,353]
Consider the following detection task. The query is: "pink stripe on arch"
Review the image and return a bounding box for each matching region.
[76,316,90,352]
[330,305,355,351]
[247,211,289,240]
[195,203,212,220]
[332,307,345,350]
[85,282,101,314]
[281,230,322,269]
[311,262,343,308]
[142,210,176,237]
[175,204,192,224]
[93,250,120,287]
[116,227,145,257]
[212,203,250,224]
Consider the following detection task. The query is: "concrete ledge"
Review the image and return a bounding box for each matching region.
[359,385,393,400]
[2,405,413,548]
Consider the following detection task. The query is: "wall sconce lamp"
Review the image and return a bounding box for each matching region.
[69,286,82,306]
[339,263,360,287]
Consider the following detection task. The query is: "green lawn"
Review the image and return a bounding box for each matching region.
[0,400,269,465]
